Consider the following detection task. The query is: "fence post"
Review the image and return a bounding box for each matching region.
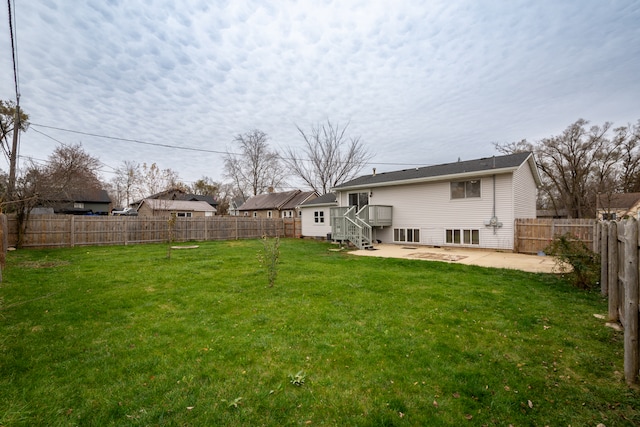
[608,221,619,322]
[600,222,608,296]
[0,214,6,282]
[623,218,639,385]
[70,215,75,248]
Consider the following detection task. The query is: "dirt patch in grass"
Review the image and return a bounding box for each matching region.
[17,260,71,269]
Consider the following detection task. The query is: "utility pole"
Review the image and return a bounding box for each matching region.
[7,103,20,201]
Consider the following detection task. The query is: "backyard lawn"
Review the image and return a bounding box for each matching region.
[0,239,638,426]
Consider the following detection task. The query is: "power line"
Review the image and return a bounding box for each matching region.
[31,123,231,155]
[6,0,19,101]
[30,123,428,167]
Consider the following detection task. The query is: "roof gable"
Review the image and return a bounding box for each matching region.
[333,152,535,190]
[281,191,318,209]
[239,190,300,211]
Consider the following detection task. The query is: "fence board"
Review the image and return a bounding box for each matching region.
[514,218,595,254]
[6,215,300,249]
[597,219,640,385]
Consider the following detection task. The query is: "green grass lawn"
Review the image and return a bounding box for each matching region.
[1,239,638,426]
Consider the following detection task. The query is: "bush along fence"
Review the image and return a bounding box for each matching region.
[596,219,640,385]
[4,215,301,249]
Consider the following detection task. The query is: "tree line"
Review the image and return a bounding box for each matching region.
[495,118,640,218]
[0,101,371,219]
[2,98,639,221]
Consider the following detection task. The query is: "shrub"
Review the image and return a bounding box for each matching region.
[258,235,280,287]
[545,233,600,290]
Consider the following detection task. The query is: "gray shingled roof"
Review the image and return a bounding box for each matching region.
[239,190,307,211]
[300,192,337,206]
[281,191,317,209]
[333,152,535,190]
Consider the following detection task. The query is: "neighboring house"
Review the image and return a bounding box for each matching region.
[299,193,337,238]
[137,199,217,218]
[596,192,640,220]
[228,197,246,216]
[132,188,218,211]
[330,152,541,250]
[42,188,112,215]
[239,190,318,219]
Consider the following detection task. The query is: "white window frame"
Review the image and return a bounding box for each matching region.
[314,211,325,224]
[451,180,481,199]
[176,212,192,218]
[445,229,479,245]
[393,228,420,243]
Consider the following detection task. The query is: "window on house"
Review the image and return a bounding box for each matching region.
[253,212,257,217]
[314,211,325,223]
[394,228,420,243]
[446,229,479,245]
[602,212,616,220]
[267,211,272,218]
[451,180,481,199]
[74,202,84,209]
[176,212,192,217]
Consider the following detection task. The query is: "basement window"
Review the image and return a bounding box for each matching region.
[394,228,420,243]
[446,229,479,245]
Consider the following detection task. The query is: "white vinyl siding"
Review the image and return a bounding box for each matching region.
[339,174,517,250]
[513,160,538,219]
[300,205,333,238]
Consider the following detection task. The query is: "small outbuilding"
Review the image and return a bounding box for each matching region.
[299,193,337,239]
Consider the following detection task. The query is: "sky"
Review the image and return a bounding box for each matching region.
[1,0,639,189]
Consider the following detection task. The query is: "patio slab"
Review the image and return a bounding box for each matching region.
[348,244,563,274]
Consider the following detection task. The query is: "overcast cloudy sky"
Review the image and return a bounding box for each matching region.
[1,0,639,188]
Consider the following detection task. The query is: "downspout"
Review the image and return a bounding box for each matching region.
[492,174,497,235]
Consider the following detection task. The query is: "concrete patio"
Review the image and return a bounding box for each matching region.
[348,244,563,274]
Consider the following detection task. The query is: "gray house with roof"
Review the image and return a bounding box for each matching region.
[239,190,318,219]
[330,152,541,250]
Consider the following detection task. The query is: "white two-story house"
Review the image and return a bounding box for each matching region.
[330,152,541,251]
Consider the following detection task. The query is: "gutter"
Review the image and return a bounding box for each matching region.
[332,166,520,192]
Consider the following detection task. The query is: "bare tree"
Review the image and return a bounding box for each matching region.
[138,162,183,199]
[11,162,45,247]
[495,119,639,218]
[283,120,374,194]
[615,120,640,192]
[111,160,141,207]
[190,176,218,196]
[44,143,103,201]
[224,130,285,198]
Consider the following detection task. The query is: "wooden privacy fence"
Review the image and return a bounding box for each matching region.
[6,215,301,249]
[596,219,639,385]
[514,218,596,254]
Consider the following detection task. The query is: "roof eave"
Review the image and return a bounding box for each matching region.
[332,166,521,192]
